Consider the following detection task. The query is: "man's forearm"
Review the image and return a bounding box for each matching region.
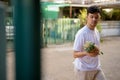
[73,51,87,58]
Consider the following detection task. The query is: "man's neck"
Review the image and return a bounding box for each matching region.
[86,24,95,30]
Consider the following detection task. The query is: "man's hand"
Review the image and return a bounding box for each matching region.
[87,51,99,57]
[87,46,99,57]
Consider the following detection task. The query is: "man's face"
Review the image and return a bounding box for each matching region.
[87,13,100,28]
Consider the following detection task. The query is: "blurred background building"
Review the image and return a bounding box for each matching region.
[41,0,120,18]
[40,0,120,46]
[2,0,120,46]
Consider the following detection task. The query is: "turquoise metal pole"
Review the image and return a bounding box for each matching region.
[0,2,6,80]
[45,19,48,47]
[13,0,40,80]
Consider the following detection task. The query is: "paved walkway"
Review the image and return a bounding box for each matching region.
[42,36,120,80]
[7,36,120,80]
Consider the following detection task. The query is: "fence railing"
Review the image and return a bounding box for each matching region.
[42,18,80,46]
[6,18,81,47]
[6,25,14,40]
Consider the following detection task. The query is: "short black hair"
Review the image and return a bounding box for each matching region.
[87,5,101,14]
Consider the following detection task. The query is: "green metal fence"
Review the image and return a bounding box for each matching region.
[6,18,81,47]
[42,18,80,46]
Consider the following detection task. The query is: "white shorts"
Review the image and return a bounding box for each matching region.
[74,68,106,80]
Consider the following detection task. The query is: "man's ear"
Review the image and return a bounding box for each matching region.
[86,15,88,21]
[86,16,88,19]
[86,14,88,19]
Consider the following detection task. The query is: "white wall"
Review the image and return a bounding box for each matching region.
[100,21,120,37]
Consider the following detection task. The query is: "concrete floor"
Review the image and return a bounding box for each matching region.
[7,36,120,80]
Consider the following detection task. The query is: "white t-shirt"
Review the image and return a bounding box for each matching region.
[73,25,101,71]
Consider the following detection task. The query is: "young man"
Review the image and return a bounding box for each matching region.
[73,5,106,80]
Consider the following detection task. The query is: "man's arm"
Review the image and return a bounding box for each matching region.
[73,51,87,58]
[73,50,99,58]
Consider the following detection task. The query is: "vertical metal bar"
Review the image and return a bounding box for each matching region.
[44,19,48,47]
[40,18,43,48]
[54,20,57,44]
[13,0,40,80]
[0,2,7,80]
[62,19,65,43]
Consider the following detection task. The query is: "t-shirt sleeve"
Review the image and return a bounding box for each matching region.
[73,33,85,52]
